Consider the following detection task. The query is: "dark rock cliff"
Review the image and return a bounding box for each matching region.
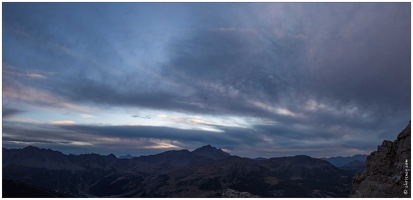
[351,121,411,197]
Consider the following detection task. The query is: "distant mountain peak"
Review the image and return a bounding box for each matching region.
[165,149,190,154]
[192,145,230,160]
[253,157,267,160]
[118,154,136,159]
[107,153,117,159]
[293,155,312,158]
[23,145,39,150]
[196,144,214,149]
[192,145,221,153]
[322,154,367,167]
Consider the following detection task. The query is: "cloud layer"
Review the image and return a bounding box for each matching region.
[2,3,410,158]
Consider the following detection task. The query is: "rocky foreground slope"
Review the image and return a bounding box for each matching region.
[352,121,411,198]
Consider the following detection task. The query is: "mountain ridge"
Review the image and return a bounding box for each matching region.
[191,144,231,160]
[3,144,354,197]
[322,154,367,167]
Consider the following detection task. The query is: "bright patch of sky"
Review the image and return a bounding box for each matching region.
[11,105,271,132]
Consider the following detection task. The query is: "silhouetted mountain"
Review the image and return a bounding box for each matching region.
[3,145,353,197]
[253,157,268,160]
[118,154,136,159]
[322,154,367,167]
[352,121,411,198]
[3,145,81,170]
[3,145,118,171]
[192,144,231,160]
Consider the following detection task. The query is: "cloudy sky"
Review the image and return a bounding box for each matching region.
[2,3,411,158]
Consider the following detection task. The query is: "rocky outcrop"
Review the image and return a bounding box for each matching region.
[222,188,260,198]
[351,121,411,197]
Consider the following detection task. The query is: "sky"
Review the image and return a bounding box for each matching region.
[2,3,411,158]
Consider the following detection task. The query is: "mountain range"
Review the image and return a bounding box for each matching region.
[3,144,354,197]
[322,154,367,167]
[118,154,136,159]
[3,122,410,198]
[322,154,367,174]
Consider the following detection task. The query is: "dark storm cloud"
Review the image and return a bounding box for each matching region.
[162,28,309,114]
[4,3,409,121]
[163,4,411,148]
[2,121,88,143]
[253,122,387,150]
[3,136,62,145]
[4,3,306,118]
[57,124,263,148]
[2,3,410,157]
[2,107,24,118]
[2,120,267,156]
[166,3,410,118]
[302,3,411,115]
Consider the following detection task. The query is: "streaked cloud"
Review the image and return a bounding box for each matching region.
[3,63,51,79]
[80,114,96,118]
[51,120,76,125]
[3,117,42,124]
[3,80,91,113]
[25,73,47,79]
[2,107,24,118]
